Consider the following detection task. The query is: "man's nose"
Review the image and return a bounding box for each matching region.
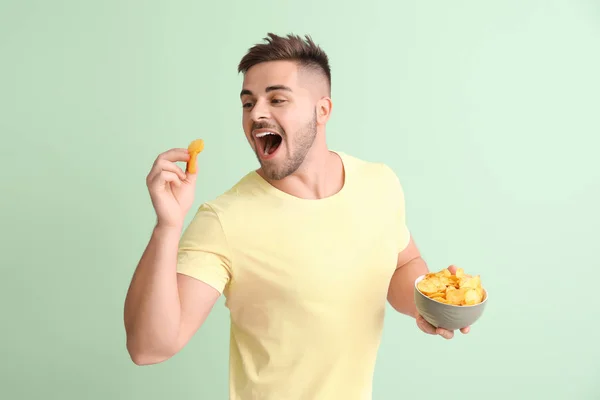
[249,98,270,121]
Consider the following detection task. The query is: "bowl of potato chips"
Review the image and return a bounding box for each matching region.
[414,267,488,331]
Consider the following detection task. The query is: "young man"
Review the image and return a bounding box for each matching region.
[124,33,469,399]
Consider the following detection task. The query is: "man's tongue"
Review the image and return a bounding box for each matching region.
[263,135,280,155]
[264,138,273,155]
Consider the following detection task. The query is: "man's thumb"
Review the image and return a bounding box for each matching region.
[185,170,198,184]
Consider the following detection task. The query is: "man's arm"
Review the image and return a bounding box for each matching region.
[123,224,221,366]
[387,236,469,339]
[387,235,429,318]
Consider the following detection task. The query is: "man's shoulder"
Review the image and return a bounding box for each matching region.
[339,151,401,187]
[198,170,264,215]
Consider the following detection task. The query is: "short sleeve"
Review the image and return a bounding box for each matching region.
[177,203,232,294]
[382,164,411,252]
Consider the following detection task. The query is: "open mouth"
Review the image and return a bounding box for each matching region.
[255,131,282,158]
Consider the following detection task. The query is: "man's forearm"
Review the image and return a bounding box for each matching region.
[124,224,183,363]
[387,257,429,318]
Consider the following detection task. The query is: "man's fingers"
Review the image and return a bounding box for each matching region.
[460,326,470,334]
[147,157,188,184]
[154,158,187,180]
[447,265,458,275]
[150,171,183,189]
[185,169,198,183]
[416,315,437,335]
[435,328,454,339]
[156,148,190,163]
[417,315,464,339]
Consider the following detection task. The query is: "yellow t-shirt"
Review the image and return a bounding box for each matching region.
[177,152,411,400]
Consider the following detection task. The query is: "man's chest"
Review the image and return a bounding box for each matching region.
[224,207,400,311]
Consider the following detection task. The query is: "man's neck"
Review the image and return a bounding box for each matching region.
[260,148,345,200]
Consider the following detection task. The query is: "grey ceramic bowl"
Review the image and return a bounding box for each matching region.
[414,275,488,331]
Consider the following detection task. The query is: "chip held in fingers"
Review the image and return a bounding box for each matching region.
[186,139,204,174]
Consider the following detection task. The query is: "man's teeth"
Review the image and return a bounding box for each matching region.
[256,131,276,138]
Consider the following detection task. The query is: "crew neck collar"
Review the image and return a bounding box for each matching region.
[250,151,349,203]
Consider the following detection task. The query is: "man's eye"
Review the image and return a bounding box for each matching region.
[272,99,286,104]
[242,102,253,108]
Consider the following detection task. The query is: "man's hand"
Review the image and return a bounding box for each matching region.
[146,148,197,230]
[415,265,471,339]
[416,314,470,339]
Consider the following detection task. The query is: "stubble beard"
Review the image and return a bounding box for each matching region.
[257,109,318,181]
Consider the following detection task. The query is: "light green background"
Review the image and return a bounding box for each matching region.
[2,0,599,399]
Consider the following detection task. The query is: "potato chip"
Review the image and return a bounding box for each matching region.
[446,287,466,305]
[464,289,480,305]
[475,287,484,301]
[417,279,439,295]
[186,139,205,174]
[460,275,481,290]
[416,267,485,306]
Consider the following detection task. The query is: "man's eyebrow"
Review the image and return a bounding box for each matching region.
[240,85,293,97]
[266,85,292,93]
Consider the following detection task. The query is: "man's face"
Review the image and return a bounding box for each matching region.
[240,60,318,180]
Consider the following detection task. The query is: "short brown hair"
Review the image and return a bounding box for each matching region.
[237,33,331,92]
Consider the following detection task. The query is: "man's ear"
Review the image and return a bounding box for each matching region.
[316,97,333,125]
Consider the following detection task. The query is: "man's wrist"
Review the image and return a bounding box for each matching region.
[154,222,184,236]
